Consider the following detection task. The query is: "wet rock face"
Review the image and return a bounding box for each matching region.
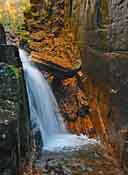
[66,0,128,171]
[0,45,21,67]
[0,63,18,175]
[0,63,17,101]
[109,0,128,51]
[0,64,18,123]
[0,45,31,174]
[0,121,17,175]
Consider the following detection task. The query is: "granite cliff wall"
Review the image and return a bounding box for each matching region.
[65,0,128,170]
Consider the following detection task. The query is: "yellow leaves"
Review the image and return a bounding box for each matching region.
[29,42,45,52]
[31,51,73,69]
[29,27,81,69]
[30,31,47,41]
[24,0,81,70]
[0,0,30,30]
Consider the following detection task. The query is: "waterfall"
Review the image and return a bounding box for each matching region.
[19,49,97,152]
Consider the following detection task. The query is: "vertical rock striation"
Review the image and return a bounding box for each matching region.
[65,0,128,171]
[109,0,128,51]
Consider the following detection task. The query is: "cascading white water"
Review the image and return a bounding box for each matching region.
[19,49,97,152]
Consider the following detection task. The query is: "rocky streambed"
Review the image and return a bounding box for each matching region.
[24,145,124,175]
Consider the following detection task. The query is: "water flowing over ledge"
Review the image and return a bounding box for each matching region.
[19,49,97,152]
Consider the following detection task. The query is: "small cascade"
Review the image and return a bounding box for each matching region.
[19,49,97,152]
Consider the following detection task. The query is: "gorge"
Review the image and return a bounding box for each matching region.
[0,0,128,175]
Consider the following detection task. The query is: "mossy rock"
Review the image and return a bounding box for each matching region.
[0,63,19,122]
[0,61,31,174]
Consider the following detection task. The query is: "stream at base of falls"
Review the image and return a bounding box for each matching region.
[24,145,123,175]
[19,48,97,153]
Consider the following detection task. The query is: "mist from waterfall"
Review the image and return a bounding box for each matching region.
[19,49,97,152]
